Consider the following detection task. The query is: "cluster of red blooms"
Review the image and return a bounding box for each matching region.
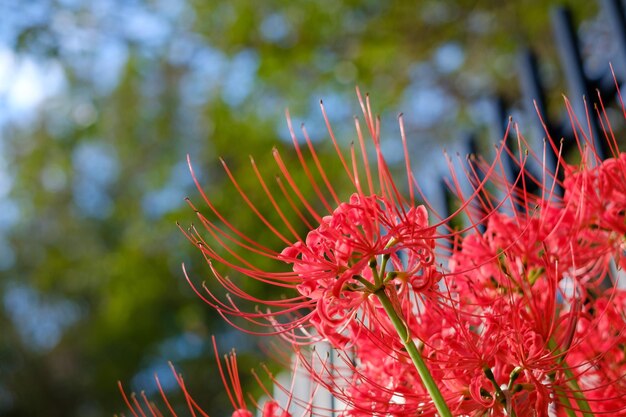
[120,87,626,416]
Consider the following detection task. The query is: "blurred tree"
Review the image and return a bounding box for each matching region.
[0,0,605,415]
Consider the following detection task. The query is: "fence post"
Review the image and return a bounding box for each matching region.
[552,6,607,159]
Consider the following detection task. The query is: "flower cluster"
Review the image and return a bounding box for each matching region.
[121,88,626,416]
[278,193,437,347]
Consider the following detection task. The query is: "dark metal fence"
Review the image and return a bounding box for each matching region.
[441,0,626,218]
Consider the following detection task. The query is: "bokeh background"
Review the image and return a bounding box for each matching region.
[0,1,608,416]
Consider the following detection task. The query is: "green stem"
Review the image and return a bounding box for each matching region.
[375,288,453,417]
[560,366,593,416]
[353,275,376,292]
[548,338,593,416]
[555,389,577,417]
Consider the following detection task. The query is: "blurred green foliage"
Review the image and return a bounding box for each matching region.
[0,0,605,415]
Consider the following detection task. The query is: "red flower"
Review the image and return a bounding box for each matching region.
[181,89,477,344]
[176,81,626,416]
[277,193,438,347]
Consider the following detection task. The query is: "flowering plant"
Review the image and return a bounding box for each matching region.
[119,86,626,417]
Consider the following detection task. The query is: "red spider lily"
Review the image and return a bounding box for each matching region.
[277,193,439,347]
[179,88,505,345]
[178,90,520,417]
[562,152,626,274]
[315,90,626,415]
[437,87,626,415]
[173,70,626,416]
